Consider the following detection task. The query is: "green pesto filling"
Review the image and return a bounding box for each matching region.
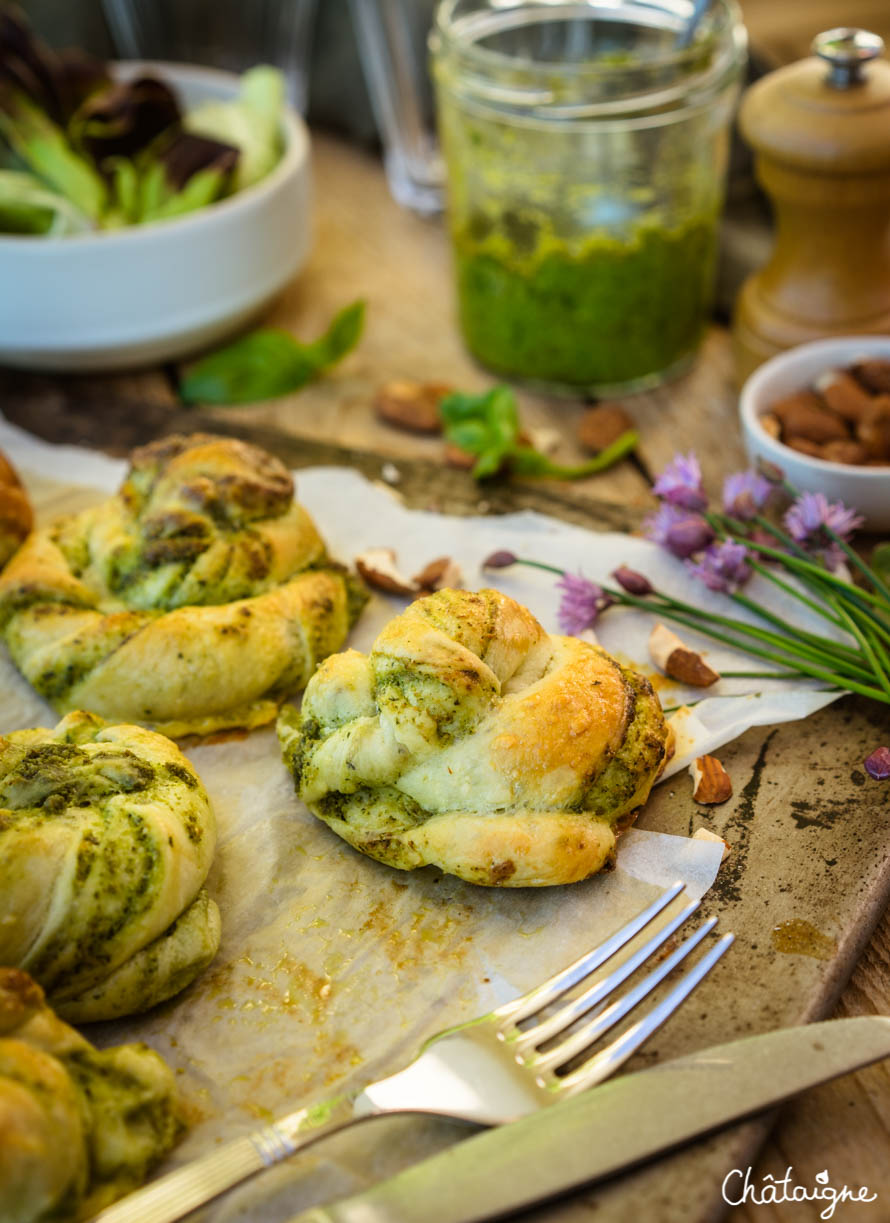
[64,1044,182,1193]
[579,668,666,820]
[0,735,206,997]
[0,744,153,811]
[454,214,717,389]
[25,807,164,989]
[373,656,491,742]
[315,785,427,840]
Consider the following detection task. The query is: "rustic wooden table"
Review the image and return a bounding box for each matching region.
[2,135,889,1222]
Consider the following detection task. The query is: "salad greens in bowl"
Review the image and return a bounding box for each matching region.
[0,8,311,370]
[0,7,284,233]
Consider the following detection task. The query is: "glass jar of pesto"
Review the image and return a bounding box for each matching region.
[431,0,746,394]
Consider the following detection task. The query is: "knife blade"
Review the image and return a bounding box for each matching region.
[287,1016,890,1223]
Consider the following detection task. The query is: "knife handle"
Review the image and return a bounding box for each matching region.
[91,1092,361,1223]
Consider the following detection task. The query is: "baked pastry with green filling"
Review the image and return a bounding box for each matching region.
[0,710,219,1021]
[0,449,32,570]
[0,967,181,1223]
[0,433,366,736]
[278,588,668,886]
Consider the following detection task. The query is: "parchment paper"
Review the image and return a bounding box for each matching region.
[0,417,844,1219]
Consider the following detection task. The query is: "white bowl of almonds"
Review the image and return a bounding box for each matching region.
[739,337,890,532]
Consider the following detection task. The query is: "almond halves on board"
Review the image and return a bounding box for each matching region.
[354,547,419,596]
[355,547,463,597]
[648,624,720,687]
[413,556,463,594]
[692,826,731,858]
[690,755,733,804]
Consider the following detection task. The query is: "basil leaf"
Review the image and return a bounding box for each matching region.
[439,386,522,479]
[302,298,366,368]
[180,301,366,405]
[440,383,637,481]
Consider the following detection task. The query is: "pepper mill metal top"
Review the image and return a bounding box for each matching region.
[732,29,890,380]
[738,26,890,173]
[813,27,885,89]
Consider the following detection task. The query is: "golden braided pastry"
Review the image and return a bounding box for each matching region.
[0,449,33,570]
[278,588,669,887]
[0,967,181,1223]
[0,710,219,1022]
[0,433,365,736]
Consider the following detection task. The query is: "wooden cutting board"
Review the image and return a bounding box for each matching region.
[2,132,889,1221]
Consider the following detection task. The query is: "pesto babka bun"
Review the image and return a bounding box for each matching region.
[0,448,32,570]
[0,433,366,736]
[277,588,669,887]
[0,710,219,1022]
[0,967,181,1223]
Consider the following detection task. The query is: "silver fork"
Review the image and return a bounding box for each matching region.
[93,881,732,1223]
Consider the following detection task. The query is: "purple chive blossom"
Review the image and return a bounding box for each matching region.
[687,541,752,593]
[722,470,772,521]
[483,550,517,569]
[643,503,715,560]
[864,747,890,780]
[612,565,654,596]
[784,492,864,546]
[652,452,708,511]
[556,573,613,636]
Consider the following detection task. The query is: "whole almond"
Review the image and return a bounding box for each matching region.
[785,435,826,458]
[770,389,827,423]
[856,395,890,460]
[815,370,874,423]
[375,381,450,434]
[779,402,849,444]
[853,359,890,394]
[821,439,870,464]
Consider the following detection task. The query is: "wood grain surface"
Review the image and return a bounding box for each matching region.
[2,132,889,1223]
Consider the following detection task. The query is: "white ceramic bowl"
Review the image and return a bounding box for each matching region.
[739,337,890,533]
[0,62,311,371]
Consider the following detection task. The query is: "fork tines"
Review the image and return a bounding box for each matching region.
[495,881,732,1096]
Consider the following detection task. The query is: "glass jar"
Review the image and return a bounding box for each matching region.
[431,0,746,394]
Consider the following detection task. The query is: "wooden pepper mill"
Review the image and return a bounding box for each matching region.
[733,28,890,381]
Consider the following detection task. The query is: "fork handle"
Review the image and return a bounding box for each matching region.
[91,1092,364,1223]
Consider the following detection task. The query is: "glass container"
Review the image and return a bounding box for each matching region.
[431,0,746,394]
[348,0,445,214]
[102,0,318,112]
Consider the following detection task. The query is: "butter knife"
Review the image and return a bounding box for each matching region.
[289,1016,890,1223]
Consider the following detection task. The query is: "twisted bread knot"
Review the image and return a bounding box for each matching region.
[278,588,668,887]
[0,449,33,570]
[0,433,366,735]
[0,967,180,1223]
[0,710,219,1022]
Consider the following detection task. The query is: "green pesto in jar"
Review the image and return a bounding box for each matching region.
[453,211,718,391]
